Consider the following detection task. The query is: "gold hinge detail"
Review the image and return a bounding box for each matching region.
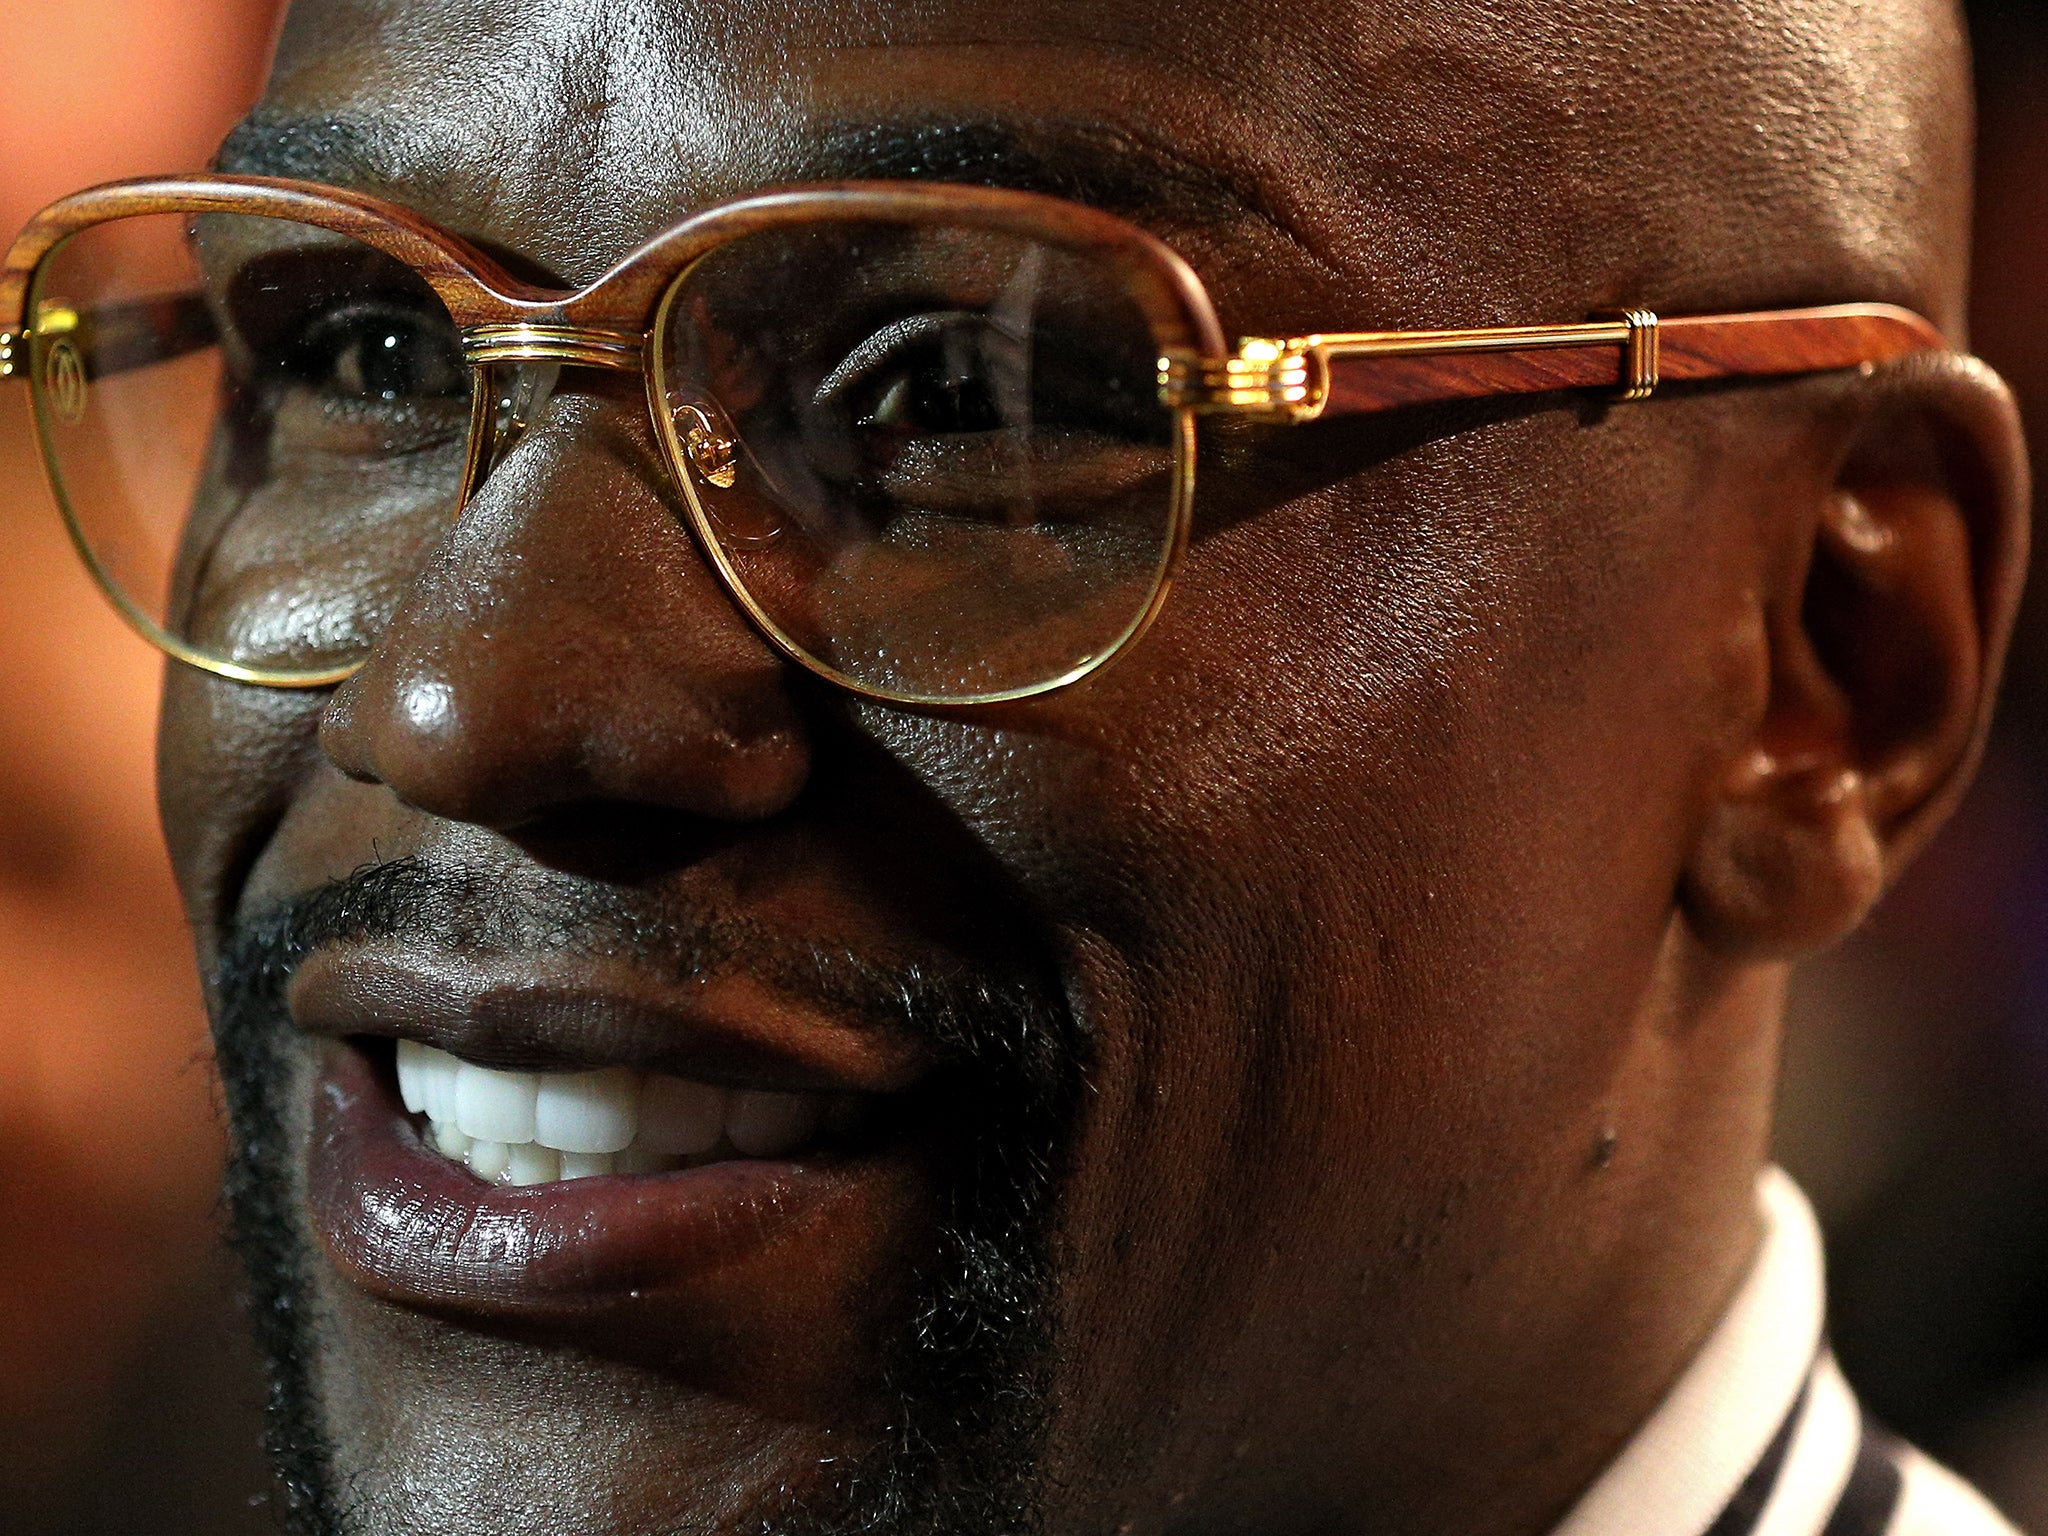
[1158,339,1319,421]
[1594,309,1659,400]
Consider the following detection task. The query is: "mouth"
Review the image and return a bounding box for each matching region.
[294,942,947,1331]
[395,1038,875,1183]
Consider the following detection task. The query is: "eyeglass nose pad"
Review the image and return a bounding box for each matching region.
[667,394,784,549]
[674,401,740,490]
[474,360,563,483]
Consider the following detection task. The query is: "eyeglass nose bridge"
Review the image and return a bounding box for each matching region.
[461,321,644,372]
[458,319,753,493]
[457,321,760,539]
[459,321,647,491]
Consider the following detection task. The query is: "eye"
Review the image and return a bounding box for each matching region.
[284,304,468,403]
[813,312,1024,438]
[812,309,1157,451]
[858,343,1008,435]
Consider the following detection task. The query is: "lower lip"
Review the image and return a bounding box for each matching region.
[306,1041,919,1320]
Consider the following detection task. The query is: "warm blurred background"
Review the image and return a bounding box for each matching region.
[0,1,282,1530]
[5,1,2048,1531]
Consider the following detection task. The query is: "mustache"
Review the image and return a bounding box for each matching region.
[210,852,1075,1535]
[217,854,1078,1088]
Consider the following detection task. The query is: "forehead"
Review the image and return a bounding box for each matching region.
[242,0,1949,330]
[240,0,1657,325]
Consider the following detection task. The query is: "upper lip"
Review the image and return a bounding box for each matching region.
[287,939,936,1096]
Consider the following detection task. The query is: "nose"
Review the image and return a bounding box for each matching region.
[318,387,811,830]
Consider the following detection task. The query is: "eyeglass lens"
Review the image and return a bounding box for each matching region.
[28,208,1181,700]
[654,220,1180,702]
[29,211,471,679]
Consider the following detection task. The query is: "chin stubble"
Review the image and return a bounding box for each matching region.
[210,856,1081,1536]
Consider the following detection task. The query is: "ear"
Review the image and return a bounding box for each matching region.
[1681,353,2030,959]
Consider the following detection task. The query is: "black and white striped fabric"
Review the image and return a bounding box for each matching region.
[1549,1171,2021,1536]
[1698,1356,1907,1536]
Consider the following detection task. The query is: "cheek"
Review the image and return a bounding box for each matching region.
[860,420,1720,1497]
[156,662,329,943]
[852,422,1520,947]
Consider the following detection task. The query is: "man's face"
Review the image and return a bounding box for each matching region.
[159,0,1948,1531]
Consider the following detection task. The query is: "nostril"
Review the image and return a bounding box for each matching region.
[318,644,813,830]
[710,730,812,821]
[320,665,468,789]
[317,675,386,785]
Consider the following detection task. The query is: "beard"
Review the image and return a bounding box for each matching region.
[210,855,1081,1536]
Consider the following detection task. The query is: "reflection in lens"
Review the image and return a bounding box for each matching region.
[656,220,1181,703]
[27,212,471,679]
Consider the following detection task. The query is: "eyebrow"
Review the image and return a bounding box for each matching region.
[790,117,1263,232]
[215,110,1284,242]
[216,113,395,184]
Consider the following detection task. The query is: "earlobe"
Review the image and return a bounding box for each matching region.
[1679,352,2029,960]
[1682,758,1884,959]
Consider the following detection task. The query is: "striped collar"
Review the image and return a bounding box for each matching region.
[1549,1169,2020,1536]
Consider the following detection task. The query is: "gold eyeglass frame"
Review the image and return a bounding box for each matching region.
[0,173,1951,706]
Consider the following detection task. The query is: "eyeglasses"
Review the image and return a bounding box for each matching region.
[1,174,1948,706]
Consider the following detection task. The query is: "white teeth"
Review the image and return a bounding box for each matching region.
[558,1151,615,1180]
[534,1068,639,1154]
[467,1138,512,1182]
[454,1060,539,1144]
[421,1048,458,1124]
[397,1043,835,1186]
[396,1038,430,1113]
[504,1142,561,1186]
[432,1118,473,1160]
[726,1089,824,1157]
[637,1076,725,1155]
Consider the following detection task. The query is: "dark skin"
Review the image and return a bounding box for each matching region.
[158,0,2028,1532]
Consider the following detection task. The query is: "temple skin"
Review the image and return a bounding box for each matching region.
[154,0,2028,1533]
